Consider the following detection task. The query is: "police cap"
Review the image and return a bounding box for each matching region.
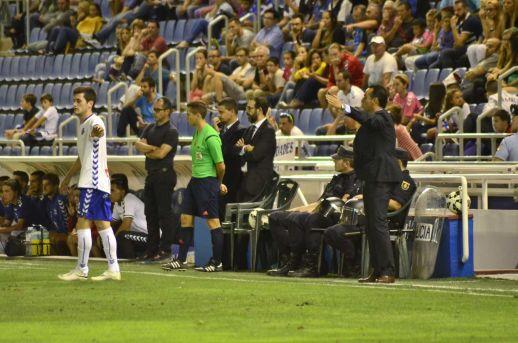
[331,145,354,160]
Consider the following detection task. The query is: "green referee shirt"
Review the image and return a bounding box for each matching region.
[191,124,224,178]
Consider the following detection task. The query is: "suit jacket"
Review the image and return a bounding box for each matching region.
[237,119,276,201]
[220,120,246,199]
[346,107,402,183]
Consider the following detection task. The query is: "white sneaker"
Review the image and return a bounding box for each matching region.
[58,269,88,281]
[91,270,121,281]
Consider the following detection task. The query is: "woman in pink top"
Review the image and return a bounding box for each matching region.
[387,104,422,161]
[392,73,423,125]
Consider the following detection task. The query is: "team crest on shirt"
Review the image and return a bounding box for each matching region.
[401,181,410,190]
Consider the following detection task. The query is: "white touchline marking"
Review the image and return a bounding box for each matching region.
[122,271,517,298]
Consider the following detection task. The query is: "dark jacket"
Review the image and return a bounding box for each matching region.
[220,120,246,200]
[346,107,402,183]
[320,170,362,200]
[237,119,276,201]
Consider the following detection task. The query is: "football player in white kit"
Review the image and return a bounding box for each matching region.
[58,86,121,281]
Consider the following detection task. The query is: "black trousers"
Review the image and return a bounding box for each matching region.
[144,168,177,255]
[117,231,148,259]
[117,106,141,137]
[363,181,396,277]
[323,224,359,263]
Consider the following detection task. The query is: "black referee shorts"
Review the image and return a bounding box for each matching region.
[181,177,220,219]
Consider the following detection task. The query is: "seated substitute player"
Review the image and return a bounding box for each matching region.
[267,145,362,277]
[0,179,32,255]
[162,101,227,272]
[58,86,120,281]
[43,173,69,255]
[110,176,149,259]
[323,147,417,277]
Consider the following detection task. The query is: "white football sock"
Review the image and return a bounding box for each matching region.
[99,228,120,273]
[76,229,92,274]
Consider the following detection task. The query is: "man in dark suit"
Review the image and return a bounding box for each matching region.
[235,95,276,202]
[327,85,402,284]
[214,97,246,220]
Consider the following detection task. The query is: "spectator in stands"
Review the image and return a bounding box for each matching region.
[435,0,483,68]
[6,0,42,48]
[189,49,211,101]
[315,102,359,137]
[384,0,415,49]
[19,93,59,147]
[391,73,423,124]
[321,70,364,109]
[311,10,346,50]
[248,57,285,107]
[377,1,396,44]
[43,9,77,54]
[110,176,148,259]
[86,0,154,46]
[414,9,454,69]
[427,88,467,139]
[345,4,368,58]
[175,0,204,18]
[466,0,503,68]
[33,0,74,34]
[282,51,295,82]
[0,176,10,228]
[492,109,513,134]
[118,77,158,137]
[226,47,255,93]
[5,94,39,140]
[129,20,168,78]
[225,18,255,58]
[278,0,300,30]
[120,19,146,77]
[285,49,328,108]
[248,46,271,94]
[387,104,422,160]
[208,48,231,76]
[461,38,500,103]
[483,80,518,114]
[502,0,518,30]
[135,50,170,92]
[176,0,235,48]
[395,18,434,70]
[251,8,284,58]
[363,36,398,88]
[0,179,31,254]
[283,14,314,46]
[42,173,69,255]
[12,171,29,195]
[487,28,518,84]
[116,25,131,55]
[410,82,445,145]
[494,115,518,161]
[344,2,381,33]
[404,9,438,71]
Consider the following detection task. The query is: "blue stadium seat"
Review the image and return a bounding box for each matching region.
[297,109,311,134]
[420,143,433,154]
[61,146,69,155]
[443,142,460,156]
[107,144,118,155]
[0,115,7,135]
[29,27,40,43]
[308,108,323,134]
[13,113,24,129]
[3,114,16,132]
[2,146,12,156]
[412,69,427,99]
[68,54,82,79]
[78,53,91,78]
[0,146,3,155]
[52,83,63,106]
[60,54,73,80]
[455,67,467,78]
[33,84,43,98]
[99,0,111,17]
[89,52,101,74]
[476,103,487,115]
[95,82,110,107]
[0,57,4,74]
[405,70,414,91]
[177,112,194,136]
[172,19,186,44]
[238,110,250,127]
[25,84,35,96]
[5,85,18,109]
[30,147,40,156]
[40,146,52,156]
[118,146,129,155]
[99,51,111,64]
[14,84,27,109]
[24,56,38,81]
[38,27,47,40]
[425,69,440,93]
[0,85,8,105]
[58,83,72,108]
[438,68,453,82]
[185,19,202,41]
[182,145,191,155]
[68,146,78,156]
[42,55,55,79]
[6,56,20,81]
[13,56,29,81]
[53,54,64,77]
[321,109,333,126]
[0,57,11,77]
[33,56,46,80]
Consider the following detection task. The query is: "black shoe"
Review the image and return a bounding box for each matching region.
[194,258,222,272]
[267,253,301,277]
[142,250,171,264]
[287,252,318,278]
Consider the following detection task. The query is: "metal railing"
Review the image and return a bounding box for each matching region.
[158,48,181,112]
[435,106,462,160]
[185,47,206,101]
[435,132,510,161]
[240,12,256,25]
[56,115,79,155]
[107,82,128,138]
[475,108,493,157]
[207,15,228,53]
[498,65,518,108]
[0,139,26,155]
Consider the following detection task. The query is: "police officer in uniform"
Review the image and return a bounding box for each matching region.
[323,148,417,276]
[327,86,402,283]
[267,145,361,277]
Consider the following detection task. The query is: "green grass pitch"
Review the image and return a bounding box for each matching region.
[1,258,517,342]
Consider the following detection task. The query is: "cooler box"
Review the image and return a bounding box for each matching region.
[433,215,474,278]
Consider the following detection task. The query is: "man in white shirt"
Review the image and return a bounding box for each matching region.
[494,115,518,162]
[20,93,59,146]
[274,113,305,169]
[363,36,398,88]
[58,86,121,282]
[322,70,365,109]
[110,175,148,259]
